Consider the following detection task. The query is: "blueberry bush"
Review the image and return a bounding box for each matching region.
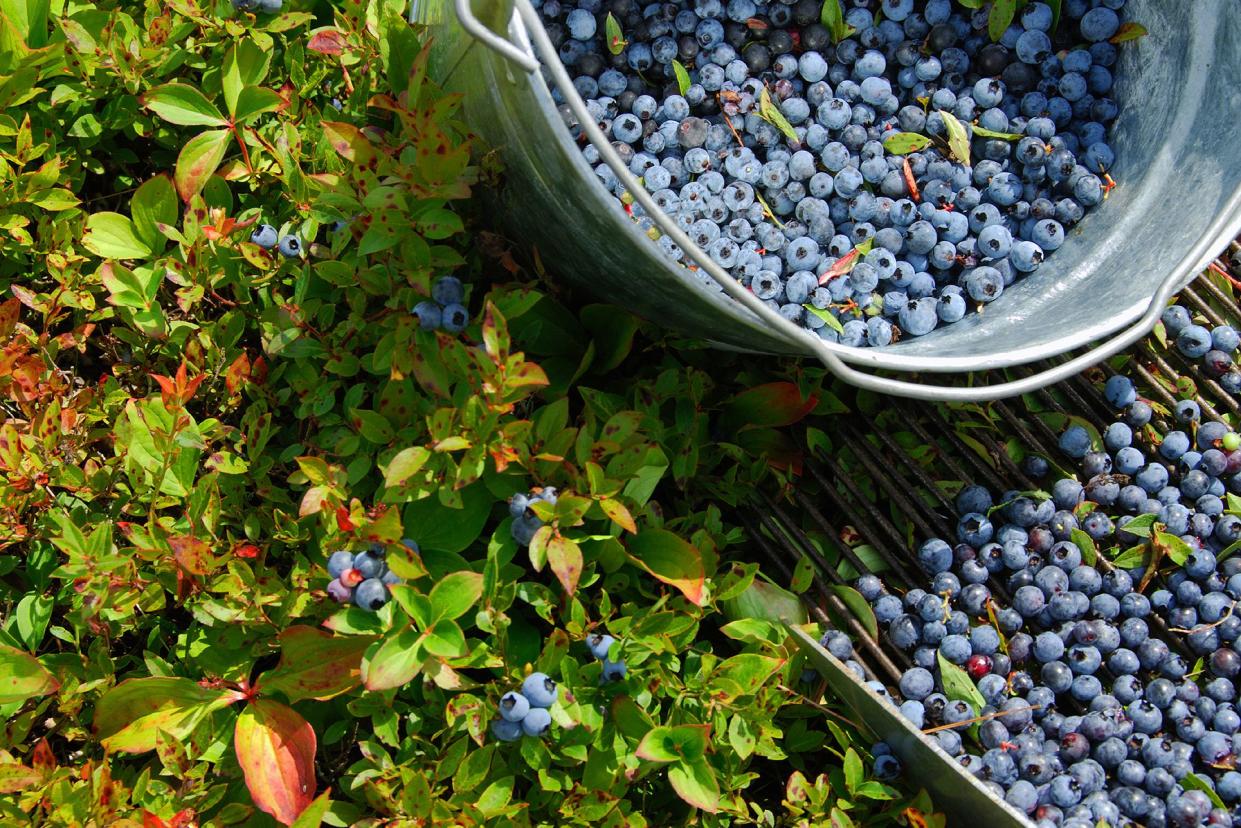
[0,2,943,825]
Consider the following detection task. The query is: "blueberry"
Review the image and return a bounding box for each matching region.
[432,276,465,306]
[499,690,530,723]
[440,303,469,334]
[601,658,628,682]
[491,718,522,742]
[589,633,616,661]
[250,224,278,249]
[327,550,354,578]
[353,550,384,579]
[521,672,558,708]
[326,578,352,603]
[521,706,552,737]
[353,578,389,611]
[277,234,302,259]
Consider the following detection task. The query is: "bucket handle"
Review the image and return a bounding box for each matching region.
[453,0,540,74]
[470,0,1190,402]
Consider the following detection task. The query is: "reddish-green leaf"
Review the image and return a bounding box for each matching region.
[718,382,819,434]
[142,83,227,127]
[626,529,705,606]
[1110,21,1148,43]
[258,626,375,703]
[0,763,41,793]
[0,644,58,704]
[599,497,637,534]
[174,129,230,203]
[882,132,932,154]
[321,121,375,165]
[668,757,721,813]
[94,677,239,753]
[546,533,583,596]
[234,698,317,826]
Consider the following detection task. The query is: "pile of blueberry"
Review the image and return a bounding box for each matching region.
[812,370,1241,825]
[491,671,559,741]
[412,276,471,334]
[538,0,1129,347]
[325,541,415,611]
[1162,304,1241,396]
[510,487,559,546]
[250,224,303,259]
[588,632,629,682]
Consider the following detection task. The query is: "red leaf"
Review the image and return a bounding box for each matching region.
[225,352,251,393]
[718,382,819,434]
[234,543,260,559]
[307,28,345,55]
[903,158,920,203]
[234,698,317,825]
[335,505,354,532]
[818,248,859,285]
[31,738,55,772]
[168,536,212,576]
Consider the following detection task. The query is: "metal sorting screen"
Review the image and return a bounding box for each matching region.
[759,244,1241,825]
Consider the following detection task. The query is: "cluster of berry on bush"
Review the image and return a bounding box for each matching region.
[491,672,560,741]
[326,541,415,612]
[412,276,470,334]
[510,487,559,546]
[249,223,303,259]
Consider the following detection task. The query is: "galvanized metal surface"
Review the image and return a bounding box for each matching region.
[423,0,1241,399]
[789,627,1035,828]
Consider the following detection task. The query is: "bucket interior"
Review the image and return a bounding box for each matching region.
[449,0,1241,372]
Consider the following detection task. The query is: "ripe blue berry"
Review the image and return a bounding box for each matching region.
[521,672,558,708]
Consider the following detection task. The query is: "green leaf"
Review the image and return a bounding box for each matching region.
[1111,545,1149,569]
[667,757,720,813]
[429,571,483,622]
[711,653,784,698]
[937,649,986,715]
[100,262,159,309]
[1071,528,1098,566]
[804,304,845,334]
[1156,530,1193,566]
[882,132,932,154]
[0,0,50,51]
[843,747,863,794]
[758,87,799,145]
[940,110,971,165]
[1121,513,1159,538]
[626,529,705,606]
[1182,772,1226,811]
[1047,0,1062,30]
[83,212,152,260]
[988,0,1017,42]
[383,446,431,490]
[289,792,333,828]
[672,60,691,96]
[605,12,626,55]
[819,0,853,42]
[719,382,818,434]
[830,584,878,639]
[174,129,230,204]
[222,39,272,117]
[790,555,815,593]
[721,579,807,625]
[362,625,423,691]
[143,83,227,127]
[401,482,493,554]
[636,724,709,763]
[546,533,584,596]
[15,594,52,650]
[234,86,282,124]
[1110,21,1148,43]
[130,175,177,253]
[971,125,1023,140]
[0,644,58,704]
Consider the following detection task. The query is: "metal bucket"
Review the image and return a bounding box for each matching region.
[420,0,1241,400]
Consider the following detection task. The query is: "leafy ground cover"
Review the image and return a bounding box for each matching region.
[0,2,943,826]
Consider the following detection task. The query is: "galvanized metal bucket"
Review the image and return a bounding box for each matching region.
[418,0,1241,400]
